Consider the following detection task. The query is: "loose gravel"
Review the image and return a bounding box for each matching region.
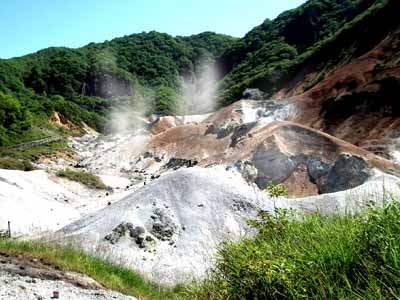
[0,271,136,300]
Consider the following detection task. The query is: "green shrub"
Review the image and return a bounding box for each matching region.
[0,92,33,146]
[154,85,179,116]
[0,140,69,163]
[183,203,400,300]
[56,169,107,190]
[0,157,34,171]
[265,181,288,197]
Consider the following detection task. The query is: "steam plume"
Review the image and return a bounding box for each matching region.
[178,61,220,115]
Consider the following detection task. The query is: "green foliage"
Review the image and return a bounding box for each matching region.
[0,157,34,171]
[56,169,107,190]
[218,0,385,104]
[0,0,389,145]
[0,92,32,146]
[0,31,236,145]
[0,60,25,93]
[13,31,234,98]
[154,85,179,116]
[183,203,400,299]
[265,181,288,197]
[179,32,238,61]
[0,239,182,300]
[0,141,69,162]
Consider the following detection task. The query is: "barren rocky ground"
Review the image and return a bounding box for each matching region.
[0,272,135,300]
[0,253,135,300]
[1,99,399,286]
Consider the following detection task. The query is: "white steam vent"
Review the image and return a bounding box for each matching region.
[179,61,220,115]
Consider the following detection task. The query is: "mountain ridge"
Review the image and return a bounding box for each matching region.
[0,0,395,153]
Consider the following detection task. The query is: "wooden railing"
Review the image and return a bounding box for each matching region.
[0,221,11,239]
[11,137,63,150]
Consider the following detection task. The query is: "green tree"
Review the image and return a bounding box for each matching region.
[154,86,178,116]
[0,92,32,145]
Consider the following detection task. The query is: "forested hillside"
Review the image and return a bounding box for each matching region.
[0,0,386,147]
[218,0,386,103]
[1,1,400,298]
[0,32,236,145]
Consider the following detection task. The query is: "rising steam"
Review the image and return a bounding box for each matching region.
[104,55,221,134]
[93,49,152,134]
[107,91,153,134]
[178,61,220,115]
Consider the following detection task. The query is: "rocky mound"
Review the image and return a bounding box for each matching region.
[64,99,399,199]
[232,121,399,196]
[1,98,400,288]
[0,97,399,286]
[57,166,400,285]
[58,167,267,285]
[278,0,400,163]
[139,100,399,197]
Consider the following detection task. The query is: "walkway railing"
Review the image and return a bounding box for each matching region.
[10,137,63,150]
[0,221,11,239]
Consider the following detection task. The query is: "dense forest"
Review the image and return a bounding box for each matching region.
[0,32,236,145]
[0,0,386,146]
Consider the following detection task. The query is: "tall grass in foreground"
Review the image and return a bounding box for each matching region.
[0,239,180,300]
[181,203,400,300]
[1,203,399,300]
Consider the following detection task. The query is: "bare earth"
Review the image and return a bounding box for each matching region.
[0,253,135,300]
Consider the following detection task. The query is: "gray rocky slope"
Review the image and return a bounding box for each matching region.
[58,167,400,285]
[0,99,400,288]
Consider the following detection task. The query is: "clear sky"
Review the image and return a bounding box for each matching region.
[0,0,306,59]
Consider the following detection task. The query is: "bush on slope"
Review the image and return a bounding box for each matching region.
[56,169,107,190]
[182,202,400,300]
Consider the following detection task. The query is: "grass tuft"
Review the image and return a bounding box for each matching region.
[56,169,107,190]
[2,202,399,300]
[0,157,34,171]
[0,141,69,162]
[265,181,288,198]
[181,202,400,300]
[0,239,180,300]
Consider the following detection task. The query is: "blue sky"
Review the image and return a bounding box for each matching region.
[0,0,306,59]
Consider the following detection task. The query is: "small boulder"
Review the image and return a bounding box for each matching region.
[234,161,258,183]
[243,88,265,100]
[150,209,177,241]
[319,155,371,194]
[307,158,330,188]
